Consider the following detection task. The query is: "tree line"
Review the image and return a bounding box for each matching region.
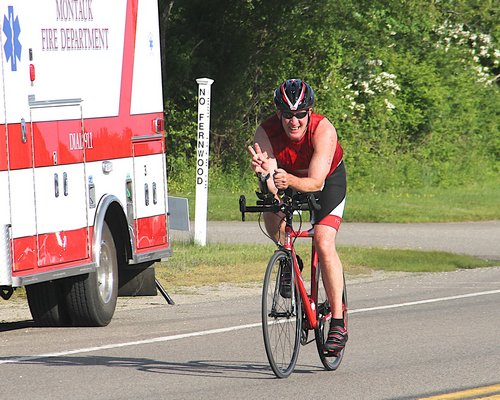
[159,0,499,191]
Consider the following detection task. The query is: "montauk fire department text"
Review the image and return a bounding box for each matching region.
[41,0,109,51]
[69,131,93,150]
[56,0,93,21]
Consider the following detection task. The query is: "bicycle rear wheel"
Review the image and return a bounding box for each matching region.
[262,250,302,378]
[314,266,348,371]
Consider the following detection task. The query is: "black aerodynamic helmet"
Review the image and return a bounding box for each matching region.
[273,79,315,111]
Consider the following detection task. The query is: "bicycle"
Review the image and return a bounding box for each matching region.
[239,182,348,378]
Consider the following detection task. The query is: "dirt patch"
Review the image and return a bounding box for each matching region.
[1,270,413,324]
[0,283,264,324]
[0,297,31,324]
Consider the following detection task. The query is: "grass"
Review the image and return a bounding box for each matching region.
[8,242,496,301]
[155,242,497,291]
[346,181,500,222]
[160,176,499,291]
[171,176,500,222]
[9,177,499,300]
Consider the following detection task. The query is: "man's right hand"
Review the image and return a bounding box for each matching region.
[248,142,270,175]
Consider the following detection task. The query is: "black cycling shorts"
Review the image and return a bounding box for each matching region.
[311,161,347,230]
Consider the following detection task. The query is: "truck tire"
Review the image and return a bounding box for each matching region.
[26,280,71,327]
[65,221,118,326]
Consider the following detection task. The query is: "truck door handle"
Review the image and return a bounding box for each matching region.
[54,173,59,197]
[21,118,27,143]
[63,172,68,196]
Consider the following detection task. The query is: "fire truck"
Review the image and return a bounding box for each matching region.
[0,0,174,326]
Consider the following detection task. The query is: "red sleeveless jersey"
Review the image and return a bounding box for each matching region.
[261,113,343,177]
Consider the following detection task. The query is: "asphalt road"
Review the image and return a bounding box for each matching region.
[172,220,500,260]
[1,267,499,399]
[1,221,499,399]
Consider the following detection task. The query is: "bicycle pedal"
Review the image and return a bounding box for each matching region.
[323,349,341,357]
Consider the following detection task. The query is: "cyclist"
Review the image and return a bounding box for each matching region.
[248,79,347,353]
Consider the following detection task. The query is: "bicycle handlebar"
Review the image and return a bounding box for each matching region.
[239,189,321,222]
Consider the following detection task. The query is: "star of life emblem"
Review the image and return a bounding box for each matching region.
[3,5,22,71]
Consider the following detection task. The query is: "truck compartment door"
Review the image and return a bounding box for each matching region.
[30,100,89,267]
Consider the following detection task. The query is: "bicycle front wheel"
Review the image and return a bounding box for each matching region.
[262,250,302,378]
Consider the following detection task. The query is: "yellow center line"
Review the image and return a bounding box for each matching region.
[419,384,500,399]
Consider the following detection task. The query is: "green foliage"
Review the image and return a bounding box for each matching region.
[155,242,496,289]
[340,246,496,273]
[160,0,499,193]
[169,167,500,222]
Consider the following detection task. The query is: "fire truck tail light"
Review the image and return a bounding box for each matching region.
[153,118,164,133]
[30,64,35,82]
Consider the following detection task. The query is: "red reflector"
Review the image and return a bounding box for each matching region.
[29,64,35,82]
[153,118,164,133]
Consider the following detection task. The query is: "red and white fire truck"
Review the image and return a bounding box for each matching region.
[0,0,173,326]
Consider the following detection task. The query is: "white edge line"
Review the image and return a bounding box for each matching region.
[0,322,262,365]
[1,289,499,365]
[349,289,500,314]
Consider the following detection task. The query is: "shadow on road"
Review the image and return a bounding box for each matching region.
[4,355,323,379]
[0,320,34,332]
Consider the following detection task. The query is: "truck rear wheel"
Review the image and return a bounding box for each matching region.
[26,280,71,327]
[65,221,118,326]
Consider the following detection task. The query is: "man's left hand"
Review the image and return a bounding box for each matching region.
[273,169,289,190]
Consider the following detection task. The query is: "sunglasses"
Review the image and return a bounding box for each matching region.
[281,110,308,119]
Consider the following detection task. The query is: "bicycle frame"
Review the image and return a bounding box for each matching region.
[282,216,330,331]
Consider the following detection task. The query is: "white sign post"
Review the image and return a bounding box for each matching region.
[194,78,214,246]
